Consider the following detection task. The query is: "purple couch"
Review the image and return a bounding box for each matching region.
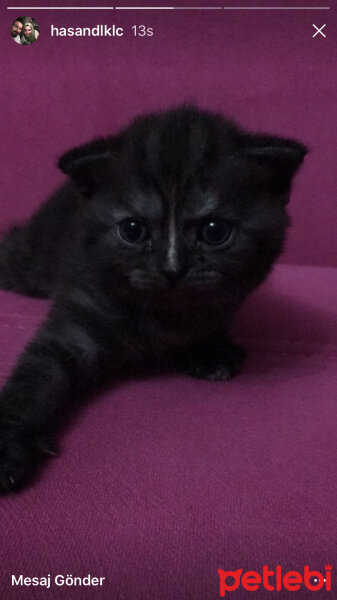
[1,1,336,598]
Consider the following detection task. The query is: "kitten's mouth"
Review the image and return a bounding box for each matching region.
[128,273,222,295]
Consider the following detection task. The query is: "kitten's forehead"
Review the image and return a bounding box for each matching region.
[120,186,221,221]
[126,108,233,188]
[119,109,255,219]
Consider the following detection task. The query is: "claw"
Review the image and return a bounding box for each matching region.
[36,438,58,457]
[41,446,57,457]
[42,448,57,456]
[8,475,15,485]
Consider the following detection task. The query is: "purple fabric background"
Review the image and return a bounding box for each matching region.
[1,2,336,599]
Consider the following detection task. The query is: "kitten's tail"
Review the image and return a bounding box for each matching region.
[0,224,53,298]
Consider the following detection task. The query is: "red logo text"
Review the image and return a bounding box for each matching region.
[218,564,332,595]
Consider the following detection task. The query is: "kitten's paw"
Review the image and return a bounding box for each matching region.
[186,342,246,381]
[0,427,56,493]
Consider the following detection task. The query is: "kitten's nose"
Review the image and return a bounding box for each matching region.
[161,266,185,285]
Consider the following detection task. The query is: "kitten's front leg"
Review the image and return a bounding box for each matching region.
[0,304,121,493]
[178,336,246,381]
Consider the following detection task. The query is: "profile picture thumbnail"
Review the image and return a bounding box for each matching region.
[11,16,40,45]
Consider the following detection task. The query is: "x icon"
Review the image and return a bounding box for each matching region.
[312,24,326,38]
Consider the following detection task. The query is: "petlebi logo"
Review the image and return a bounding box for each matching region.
[218,564,332,596]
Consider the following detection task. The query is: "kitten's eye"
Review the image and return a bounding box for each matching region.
[118,219,149,244]
[200,219,233,246]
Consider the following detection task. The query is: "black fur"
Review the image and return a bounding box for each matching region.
[0,106,307,492]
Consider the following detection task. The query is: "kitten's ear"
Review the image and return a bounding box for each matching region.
[58,138,114,198]
[244,134,308,201]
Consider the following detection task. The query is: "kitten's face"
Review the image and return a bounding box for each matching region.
[94,185,241,296]
[85,164,288,305]
[60,107,306,306]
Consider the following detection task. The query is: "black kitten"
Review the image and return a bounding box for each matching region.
[0,106,306,492]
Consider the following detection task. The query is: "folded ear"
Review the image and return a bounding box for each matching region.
[58,138,114,198]
[244,134,308,201]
